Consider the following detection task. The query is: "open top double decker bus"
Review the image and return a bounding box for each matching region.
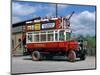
[24,12,87,61]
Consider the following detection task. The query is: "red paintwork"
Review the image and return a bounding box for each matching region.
[25,18,79,53]
[56,19,61,29]
[26,41,79,52]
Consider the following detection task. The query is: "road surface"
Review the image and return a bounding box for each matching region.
[11,56,96,74]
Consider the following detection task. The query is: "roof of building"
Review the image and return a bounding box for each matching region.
[12,17,41,27]
[12,16,62,28]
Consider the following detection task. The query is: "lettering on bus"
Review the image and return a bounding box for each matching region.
[33,44,45,47]
[42,22,55,29]
[34,24,41,30]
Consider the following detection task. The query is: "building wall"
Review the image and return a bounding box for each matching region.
[12,32,24,56]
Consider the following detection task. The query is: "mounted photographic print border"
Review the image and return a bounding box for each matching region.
[11,0,96,74]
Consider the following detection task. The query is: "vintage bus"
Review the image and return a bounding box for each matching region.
[24,13,86,61]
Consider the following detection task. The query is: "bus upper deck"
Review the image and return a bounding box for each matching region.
[26,29,71,43]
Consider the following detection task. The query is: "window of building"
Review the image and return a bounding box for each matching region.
[18,38,21,48]
[12,40,14,49]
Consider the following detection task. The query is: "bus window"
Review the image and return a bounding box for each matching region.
[47,31,53,41]
[28,33,32,42]
[33,34,39,42]
[40,32,46,41]
[59,30,65,41]
[66,32,70,40]
[48,34,53,41]
[32,32,39,42]
[55,31,58,41]
[55,33,58,41]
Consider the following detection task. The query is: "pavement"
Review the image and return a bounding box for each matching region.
[11,56,96,74]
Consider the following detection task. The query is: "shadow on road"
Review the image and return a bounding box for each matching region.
[23,57,84,62]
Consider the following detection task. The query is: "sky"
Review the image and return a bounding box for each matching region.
[12,1,96,36]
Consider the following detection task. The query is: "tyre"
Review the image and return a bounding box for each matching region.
[68,50,76,61]
[80,54,86,60]
[32,51,42,61]
[79,50,86,60]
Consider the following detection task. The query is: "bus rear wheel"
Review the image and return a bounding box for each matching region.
[68,50,76,61]
[32,51,42,61]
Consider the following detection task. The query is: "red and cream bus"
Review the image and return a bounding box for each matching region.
[24,12,86,61]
